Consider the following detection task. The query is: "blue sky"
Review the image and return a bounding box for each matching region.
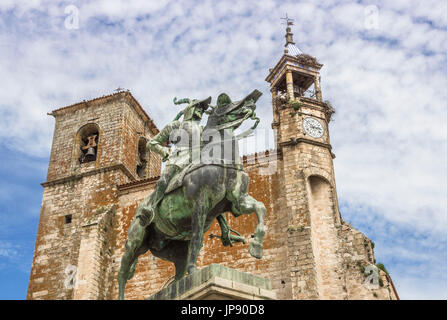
[1,0,446,299]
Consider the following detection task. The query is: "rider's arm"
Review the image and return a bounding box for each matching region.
[173,110,184,121]
[146,120,181,161]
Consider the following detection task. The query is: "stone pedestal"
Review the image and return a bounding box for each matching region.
[147,264,276,300]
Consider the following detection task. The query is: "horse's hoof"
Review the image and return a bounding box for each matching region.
[249,241,263,259]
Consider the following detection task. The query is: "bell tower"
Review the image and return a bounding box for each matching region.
[266,17,333,151]
[27,91,161,300]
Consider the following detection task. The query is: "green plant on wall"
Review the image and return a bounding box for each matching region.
[287,225,305,233]
[357,261,366,274]
[291,101,302,111]
[376,262,388,274]
[289,101,302,117]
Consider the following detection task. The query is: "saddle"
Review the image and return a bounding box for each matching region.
[165,163,200,194]
[165,162,245,194]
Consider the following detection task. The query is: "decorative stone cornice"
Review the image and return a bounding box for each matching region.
[265,54,323,84]
[242,149,282,165]
[117,175,160,193]
[280,137,332,150]
[280,137,336,159]
[41,163,136,187]
[49,91,159,135]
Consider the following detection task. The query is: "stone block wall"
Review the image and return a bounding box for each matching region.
[102,148,397,300]
[103,152,285,300]
[27,92,162,300]
[45,92,159,183]
[27,91,398,300]
[27,170,127,299]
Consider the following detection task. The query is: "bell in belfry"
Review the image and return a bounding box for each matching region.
[80,134,97,162]
[84,146,96,161]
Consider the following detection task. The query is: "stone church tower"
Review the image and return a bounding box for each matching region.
[27,25,398,300]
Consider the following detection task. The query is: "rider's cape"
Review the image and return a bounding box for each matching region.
[216,89,262,115]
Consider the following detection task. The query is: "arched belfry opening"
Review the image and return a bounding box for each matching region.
[76,123,99,164]
[136,137,149,178]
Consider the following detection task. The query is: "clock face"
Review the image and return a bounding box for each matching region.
[303,117,324,138]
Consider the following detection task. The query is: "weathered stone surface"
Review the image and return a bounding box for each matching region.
[27,90,398,300]
[147,264,276,300]
[27,36,399,300]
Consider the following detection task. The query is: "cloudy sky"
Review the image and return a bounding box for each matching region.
[0,0,446,299]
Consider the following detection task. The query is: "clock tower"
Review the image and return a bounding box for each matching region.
[265,20,385,299]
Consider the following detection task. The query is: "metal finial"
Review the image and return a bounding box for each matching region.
[281,13,294,26]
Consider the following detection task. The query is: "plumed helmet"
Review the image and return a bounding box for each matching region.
[182,96,212,121]
[216,93,232,107]
[214,89,262,116]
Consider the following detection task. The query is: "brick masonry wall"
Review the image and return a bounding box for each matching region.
[105,148,397,300]
[46,93,159,182]
[27,92,162,300]
[28,92,397,300]
[106,154,288,300]
[119,100,161,179]
[27,170,127,299]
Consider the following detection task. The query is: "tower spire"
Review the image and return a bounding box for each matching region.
[280,14,302,56]
[281,13,295,46]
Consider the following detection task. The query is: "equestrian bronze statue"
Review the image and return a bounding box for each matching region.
[118,90,265,300]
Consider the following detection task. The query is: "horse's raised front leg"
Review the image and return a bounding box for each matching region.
[232,195,266,259]
[214,214,246,246]
[117,215,149,300]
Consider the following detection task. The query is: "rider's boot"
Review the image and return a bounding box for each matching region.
[137,165,178,227]
[138,183,166,227]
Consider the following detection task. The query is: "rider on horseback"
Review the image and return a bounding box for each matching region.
[136,96,212,227]
[118,90,265,299]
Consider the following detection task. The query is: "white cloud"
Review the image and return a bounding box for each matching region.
[0,243,19,259]
[0,241,21,268]
[1,0,446,298]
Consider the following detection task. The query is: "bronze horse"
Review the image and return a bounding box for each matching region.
[118,90,265,300]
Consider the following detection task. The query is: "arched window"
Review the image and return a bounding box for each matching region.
[136,137,148,178]
[76,123,99,164]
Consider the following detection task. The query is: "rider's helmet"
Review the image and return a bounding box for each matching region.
[180,97,212,121]
[216,93,232,107]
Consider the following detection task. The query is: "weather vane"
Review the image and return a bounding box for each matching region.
[281,13,294,26]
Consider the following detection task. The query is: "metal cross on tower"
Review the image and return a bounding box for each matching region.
[281,13,294,26]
